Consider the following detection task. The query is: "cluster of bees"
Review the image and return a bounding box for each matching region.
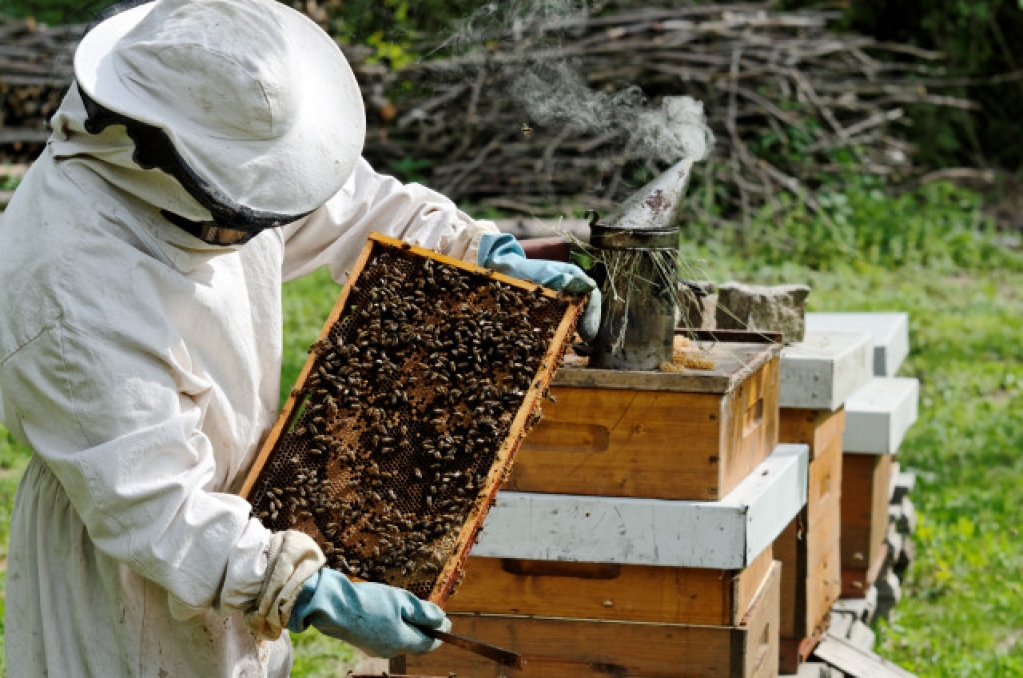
[249,247,568,598]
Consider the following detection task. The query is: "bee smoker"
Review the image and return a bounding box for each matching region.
[588,158,693,371]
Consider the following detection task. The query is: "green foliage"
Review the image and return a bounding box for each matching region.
[683,176,1021,273]
[290,628,358,676]
[0,428,33,678]
[388,157,433,185]
[0,0,115,25]
[280,267,341,406]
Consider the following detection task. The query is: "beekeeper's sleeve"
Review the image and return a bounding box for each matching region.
[280,157,499,282]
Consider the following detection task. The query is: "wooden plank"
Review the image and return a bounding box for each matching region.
[401,562,782,678]
[841,453,894,573]
[805,312,910,378]
[446,546,774,626]
[843,378,919,454]
[507,356,779,500]
[812,632,917,678]
[778,332,873,410]
[779,407,845,462]
[475,444,808,569]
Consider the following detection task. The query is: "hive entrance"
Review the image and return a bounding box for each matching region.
[241,234,581,602]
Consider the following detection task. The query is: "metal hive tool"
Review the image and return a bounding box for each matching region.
[239,233,584,604]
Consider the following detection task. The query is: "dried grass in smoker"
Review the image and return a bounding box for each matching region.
[241,234,582,602]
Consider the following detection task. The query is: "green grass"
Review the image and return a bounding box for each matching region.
[0,183,1020,675]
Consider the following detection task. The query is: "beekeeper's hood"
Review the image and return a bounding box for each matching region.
[65,0,365,244]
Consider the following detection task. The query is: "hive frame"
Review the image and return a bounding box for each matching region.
[238,233,583,604]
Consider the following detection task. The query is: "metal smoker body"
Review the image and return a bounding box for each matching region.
[589,158,693,371]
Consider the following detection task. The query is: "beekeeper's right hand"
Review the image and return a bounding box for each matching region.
[287,567,449,658]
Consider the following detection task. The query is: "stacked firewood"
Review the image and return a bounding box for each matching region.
[1,3,973,223]
[0,16,77,157]
[359,3,971,222]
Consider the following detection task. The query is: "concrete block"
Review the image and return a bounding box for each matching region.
[780,332,874,410]
[890,469,917,504]
[795,662,843,678]
[843,377,919,453]
[876,570,903,604]
[847,621,877,651]
[888,495,917,534]
[806,312,909,377]
[833,589,878,623]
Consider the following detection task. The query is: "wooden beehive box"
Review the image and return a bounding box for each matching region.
[841,377,919,598]
[399,562,782,678]
[238,233,583,603]
[505,329,782,500]
[447,545,775,626]
[774,330,874,671]
[776,407,844,671]
[434,445,803,676]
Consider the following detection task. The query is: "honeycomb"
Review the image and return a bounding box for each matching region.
[242,234,582,602]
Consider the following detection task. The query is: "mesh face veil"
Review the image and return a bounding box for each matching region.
[79,83,311,245]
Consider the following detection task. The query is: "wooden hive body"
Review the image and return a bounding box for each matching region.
[776,407,845,671]
[841,377,919,598]
[505,329,782,500]
[401,562,782,678]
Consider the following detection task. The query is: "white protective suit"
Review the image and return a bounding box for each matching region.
[0,85,497,677]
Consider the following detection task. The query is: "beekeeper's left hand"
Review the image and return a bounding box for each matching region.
[477,233,601,341]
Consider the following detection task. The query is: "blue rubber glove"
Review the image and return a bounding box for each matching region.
[287,568,450,658]
[477,233,601,341]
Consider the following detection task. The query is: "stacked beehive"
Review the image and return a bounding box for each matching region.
[396,331,809,678]
[780,312,920,678]
[803,313,917,603]
[773,332,875,672]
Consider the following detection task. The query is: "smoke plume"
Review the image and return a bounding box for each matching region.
[439,0,714,166]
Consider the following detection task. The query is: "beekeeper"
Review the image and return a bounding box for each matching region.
[0,0,598,675]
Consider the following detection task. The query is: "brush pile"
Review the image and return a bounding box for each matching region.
[1,3,972,225]
[0,16,76,158]
[359,2,972,224]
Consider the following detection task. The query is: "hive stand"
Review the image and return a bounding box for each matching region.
[805,313,909,379]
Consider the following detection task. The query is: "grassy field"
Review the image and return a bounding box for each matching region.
[0,230,1020,676]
